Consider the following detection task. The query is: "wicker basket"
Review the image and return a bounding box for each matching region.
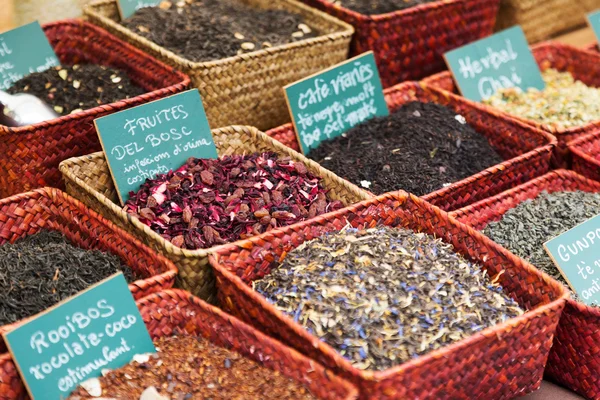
[83,0,353,131]
[449,169,600,400]
[293,0,499,88]
[423,42,600,167]
[209,191,568,400]
[0,20,190,199]
[0,352,24,400]
[59,125,371,301]
[14,0,88,25]
[568,130,600,183]
[265,81,556,212]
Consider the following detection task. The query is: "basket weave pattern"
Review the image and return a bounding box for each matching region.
[569,131,600,183]
[0,20,190,199]
[0,353,24,400]
[209,192,567,400]
[266,81,556,211]
[84,0,353,131]
[450,169,600,400]
[59,126,371,301]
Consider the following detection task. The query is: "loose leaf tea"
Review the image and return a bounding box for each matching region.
[253,226,523,371]
[7,64,145,116]
[122,0,318,62]
[0,230,137,325]
[124,152,343,250]
[69,335,317,399]
[483,190,600,303]
[484,69,600,129]
[325,0,436,15]
[307,101,503,196]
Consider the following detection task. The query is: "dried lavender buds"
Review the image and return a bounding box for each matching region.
[253,226,523,371]
[69,335,317,399]
[124,152,343,250]
[484,69,600,129]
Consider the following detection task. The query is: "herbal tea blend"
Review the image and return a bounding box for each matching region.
[253,226,523,371]
[7,64,145,116]
[69,335,317,399]
[326,0,436,15]
[484,69,600,129]
[125,152,343,250]
[122,0,318,62]
[0,230,136,325]
[307,101,503,196]
[483,190,600,302]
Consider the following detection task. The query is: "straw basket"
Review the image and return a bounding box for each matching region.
[265,81,556,212]
[209,191,567,399]
[0,353,24,400]
[0,20,190,199]
[568,130,600,183]
[83,0,353,131]
[59,126,371,302]
[13,0,88,25]
[450,169,600,400]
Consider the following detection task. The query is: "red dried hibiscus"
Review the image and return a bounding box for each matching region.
[124,152,343,250]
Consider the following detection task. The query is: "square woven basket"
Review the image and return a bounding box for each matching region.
[83,0,353,131]
[0,20,190,199]
[265,81,556,212]
[293,0,499,87]
[449,169,600,400]
[0,289,359,400]
[568,130,600,182]
[422,42,600,166]
[59,126,372,302]
[209,191,568,400]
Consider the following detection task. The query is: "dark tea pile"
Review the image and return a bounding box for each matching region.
[7,64,144,115]
[328,0,436,15]
[69,335,316,399]
[122,0,318,62]
[124,152,343,250]
[253,226,523,370]
[307,101,503,196]
[0,230,136,325]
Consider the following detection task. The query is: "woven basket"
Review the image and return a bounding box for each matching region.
[0,353,24,400]
[209,191,568,400]
[265,81,556,212]
[59,125,371,302]
[14,0,88,25]
[449,169,600,400]
[568,130,600,183]
[83,0,353,131]
[0,20,190,200]
[422,42,600,167]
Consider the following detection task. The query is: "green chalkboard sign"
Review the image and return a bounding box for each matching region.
[95,89,218,204]
[0,22,59,91]
[444,26,545,102]
[587,10,600,45]
[117,0,162,19]
[4,273,155,400]
[284,52,389,154]
[544,214,600,306]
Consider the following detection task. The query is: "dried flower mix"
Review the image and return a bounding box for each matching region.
[69,335,317,399]
[7,64,144,116]
[484,69,600,130]
[122,0,318,62]
[125,152,343,250]
[307,101,503,196]
[253,226,523,371]
[0,230,137,326]
[325,0,436,15]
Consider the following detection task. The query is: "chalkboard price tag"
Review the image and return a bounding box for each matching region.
[544,214,600,306]
[587,10,600,45]
[117,0,162,19]
[0,21,59,91]
[4,273,155,400]
[95,89,218,205]
[284,51,389,154]
[443,26,545,102]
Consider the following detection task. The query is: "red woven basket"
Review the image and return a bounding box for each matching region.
[422,42,600,166]
[265,81,556,212]
[0,20,190,199]
[568,130,600,182]
[295,0,499,87]
[0,353,23,400]
[449,169,600,400]
[209,191,568,400]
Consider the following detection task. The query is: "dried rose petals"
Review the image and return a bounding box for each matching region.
[124,152,343,250]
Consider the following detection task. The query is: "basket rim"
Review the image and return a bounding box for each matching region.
[0,187,179,337]
[0,19,191,136]
[209,190,569,381]
[567,130,600,169]
[58,125,372,259]
[84,0,354,71]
